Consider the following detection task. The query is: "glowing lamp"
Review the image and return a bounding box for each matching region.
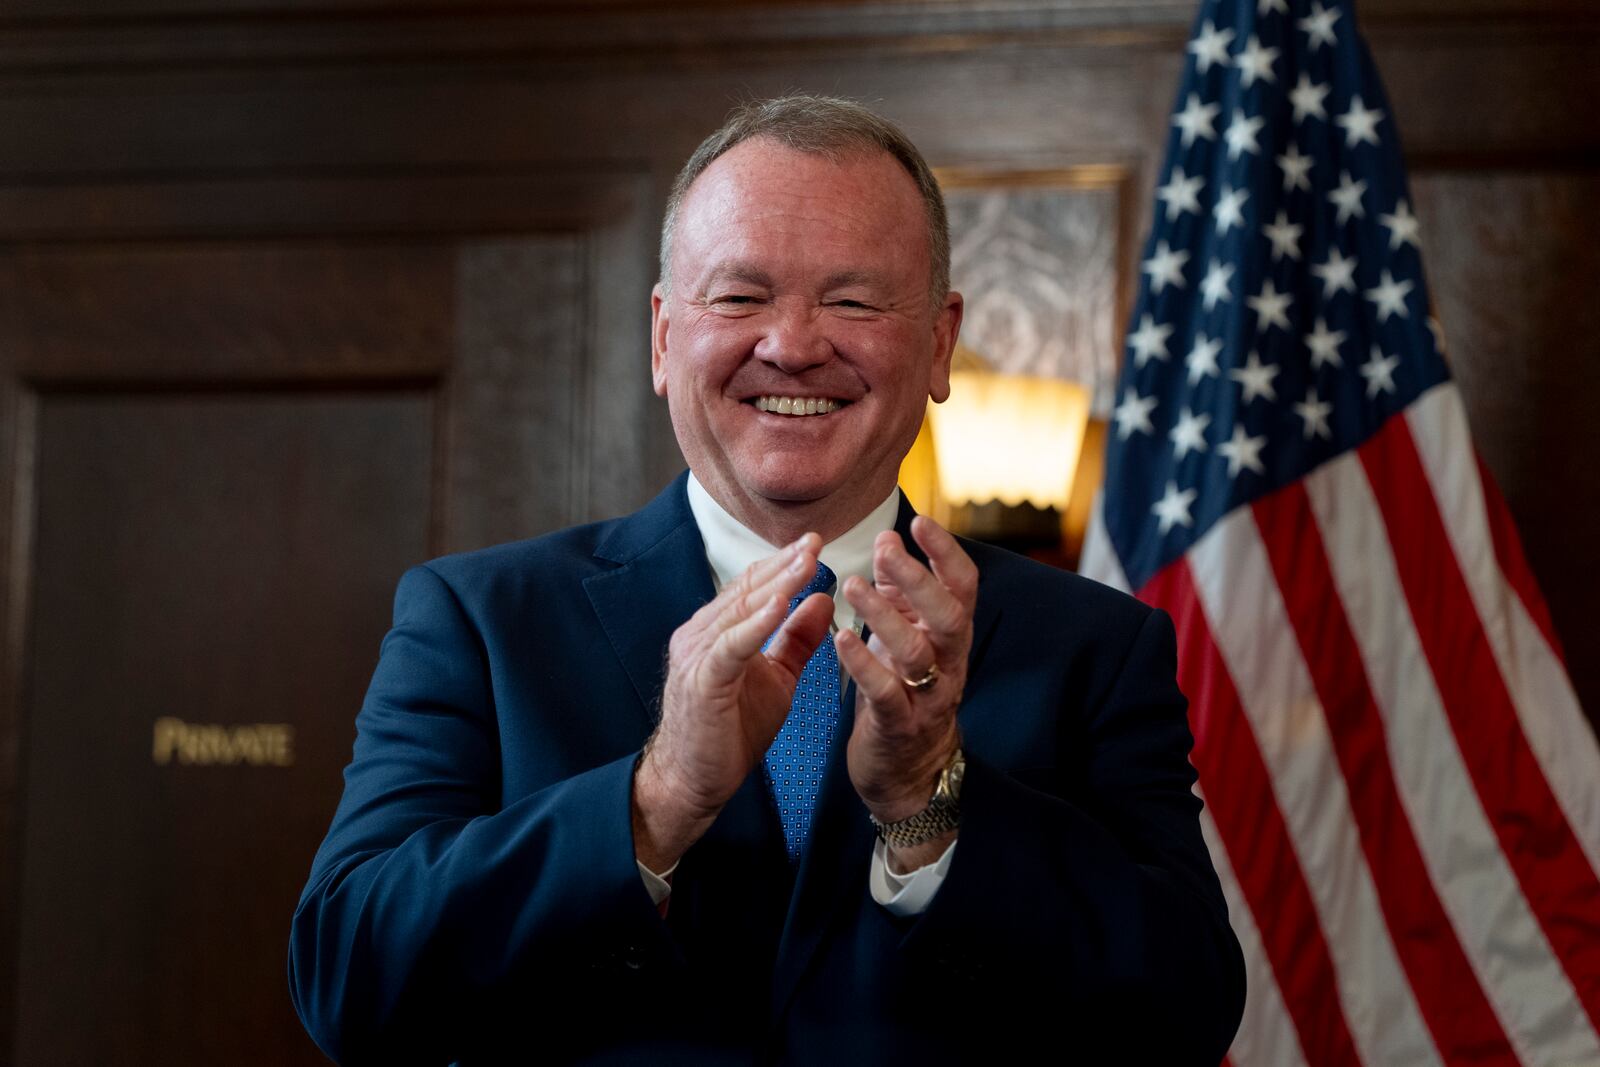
[925,372,1092,510]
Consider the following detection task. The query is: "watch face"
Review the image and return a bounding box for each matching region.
[940,754,965,800]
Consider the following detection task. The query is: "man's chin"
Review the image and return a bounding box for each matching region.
[746,481,837,507]
[741,468,891,513]
[733,467,849,508]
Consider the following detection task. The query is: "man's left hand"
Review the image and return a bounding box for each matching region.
[835,515,976,870]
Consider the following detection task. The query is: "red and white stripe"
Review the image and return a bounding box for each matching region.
[1199,802,1312,1067]
[1084,383,1600,1065]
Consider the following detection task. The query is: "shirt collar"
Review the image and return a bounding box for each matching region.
[686,473,900,635]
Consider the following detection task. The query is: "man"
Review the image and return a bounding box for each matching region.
[290,96,1245,1065]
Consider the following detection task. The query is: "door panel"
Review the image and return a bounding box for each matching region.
[19,390,432,1064]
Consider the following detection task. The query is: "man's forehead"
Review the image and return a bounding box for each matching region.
[684,138,921,217]
[675,143,927,259]
[700,261,897,291]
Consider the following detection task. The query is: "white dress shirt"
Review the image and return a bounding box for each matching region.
[634,475,957,916]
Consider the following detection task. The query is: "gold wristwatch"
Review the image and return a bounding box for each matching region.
[869,748,965,848]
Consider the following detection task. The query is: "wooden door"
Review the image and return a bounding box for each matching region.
[0,169,665,1063]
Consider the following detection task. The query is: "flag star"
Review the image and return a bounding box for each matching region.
[1262,209,1303,261]
[1247,278,1293,332]
[1151,480,1198,535]
[1361,345,1401,397]
[1224,111,1266,160]
[1328,170,1368,224]
[1156,167,1205,221]
[1311,246,1359,297]
[1186,333,1224,384]
[1235,35,1280,88]
[1278,143,1314,193]
[1215,186,1250,235]
[1169,408,1213,459]
[1365,268,1415,322]
[1113,387,1159,439]
[1142,240,1190,294]
[1289,75,1331,124]
[1173,92,1221,148]
[1299,1,1341,50]
[1258,0,1289,14]
[1305,316,1347,370]
[1200,261,1235,310]
[1218,423,1268,477]
[1127,313,1175,367]
[1380,199,1421,251]
[1230,350,1280,404]
[1335,95,1385,148]
[1293,387,1334,440]
[1188,19,1235,74]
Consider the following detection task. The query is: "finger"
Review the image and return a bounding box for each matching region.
[910,516,979,610]
[874,532,967,644]
[834,628,911,721]
[871,534,917,620]
[682,538,802,635]
[763,592,833,679]
[840,575,935,677]
[705,535,820,634]
[876,581,916,622]
[708,593,789,677]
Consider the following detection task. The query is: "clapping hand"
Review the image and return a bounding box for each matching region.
[836,517,976,870]
[633,533,834,872]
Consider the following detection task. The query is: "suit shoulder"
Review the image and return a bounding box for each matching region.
[964,538,1156,635]
[406,517,624,607]
[414,475,693,597]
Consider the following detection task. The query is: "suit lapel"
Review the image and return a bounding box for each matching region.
[582,473,715,732]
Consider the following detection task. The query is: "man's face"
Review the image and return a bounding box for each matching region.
[652,137,961,537]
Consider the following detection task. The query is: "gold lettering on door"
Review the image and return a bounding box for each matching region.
[151,717,295,767]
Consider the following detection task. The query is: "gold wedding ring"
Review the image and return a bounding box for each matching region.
[902,663,939,693]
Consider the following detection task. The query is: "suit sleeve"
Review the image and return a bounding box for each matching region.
[908,605,1246,1064]
[288,564,671,1065]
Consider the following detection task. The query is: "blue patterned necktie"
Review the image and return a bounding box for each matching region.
[763,561,841,865]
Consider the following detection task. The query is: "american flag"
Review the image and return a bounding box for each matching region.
[1078,0,1600,1063]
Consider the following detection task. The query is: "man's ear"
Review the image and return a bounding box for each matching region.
[650,284,671,398]
[928,291,964,404]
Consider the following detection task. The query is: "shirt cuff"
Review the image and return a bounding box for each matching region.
[869,837,957,917]
[637,859,678,907]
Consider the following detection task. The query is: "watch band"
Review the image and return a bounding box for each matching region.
[869,748,965,848]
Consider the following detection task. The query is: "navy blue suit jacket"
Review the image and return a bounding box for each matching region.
[290,473,1245,1064]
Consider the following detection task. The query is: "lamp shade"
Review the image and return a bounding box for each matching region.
[926,371,1091,510]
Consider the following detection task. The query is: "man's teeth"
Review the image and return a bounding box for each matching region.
[754,396,843,416]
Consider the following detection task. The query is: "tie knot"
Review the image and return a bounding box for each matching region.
[796,560,837,605]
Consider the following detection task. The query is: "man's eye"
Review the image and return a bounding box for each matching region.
[712,294,759,305]
[830,300,876,312]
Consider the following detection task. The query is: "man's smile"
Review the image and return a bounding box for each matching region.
[749,395,851,416]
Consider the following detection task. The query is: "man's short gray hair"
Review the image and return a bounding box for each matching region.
[658,94,951,308]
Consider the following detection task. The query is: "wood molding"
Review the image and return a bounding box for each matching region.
[0,168,645,242]
[1,0,1594,75]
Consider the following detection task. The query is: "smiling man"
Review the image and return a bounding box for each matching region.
[291,96,1244,1066]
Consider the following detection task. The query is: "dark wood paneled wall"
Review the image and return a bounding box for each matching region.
[1,1,1595,1062]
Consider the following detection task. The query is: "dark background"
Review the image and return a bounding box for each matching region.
[0,0,1595,1062]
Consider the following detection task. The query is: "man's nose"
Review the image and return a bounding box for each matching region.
[753,302,833,372]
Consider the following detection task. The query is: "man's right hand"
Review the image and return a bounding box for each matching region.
[632,533,833,873]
